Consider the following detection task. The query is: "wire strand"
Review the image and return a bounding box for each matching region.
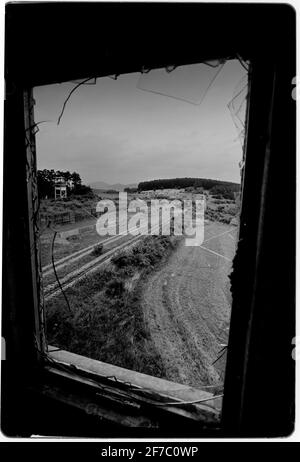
[212,346,227,366]
[153,394,224,406]
[57,77,95,125]
[236,54,249,72]
[51,231,72,314]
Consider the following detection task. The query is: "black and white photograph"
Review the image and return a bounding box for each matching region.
[0,1,297,443]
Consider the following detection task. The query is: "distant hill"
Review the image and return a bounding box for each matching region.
[89,181,138,192]
[138,177,240,192]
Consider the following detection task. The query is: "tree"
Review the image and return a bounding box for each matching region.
[124,187,138,193]
[72,184,92,195]
[37,169,89,199]
[71,171,82,191]
[138,177,240,193]
[37,169,56,198]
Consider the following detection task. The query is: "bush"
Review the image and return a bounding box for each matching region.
[105,278,125,297]
[112,252,134,268]
[45,235,180,380]
[91,244,104,257]
[66,234,80,242]
[131,252,151,267]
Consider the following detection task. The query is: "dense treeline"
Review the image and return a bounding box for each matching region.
[124,187,138,193]
[138,177,240,193]
[37,169,92,199]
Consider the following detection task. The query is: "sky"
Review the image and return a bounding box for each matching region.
[34,59,247,186]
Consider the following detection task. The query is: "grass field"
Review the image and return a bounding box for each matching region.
[44,220,237,390]
[45,235,180,378]
[42,192,239,389]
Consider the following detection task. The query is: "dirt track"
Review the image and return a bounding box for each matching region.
[141,222,237,389]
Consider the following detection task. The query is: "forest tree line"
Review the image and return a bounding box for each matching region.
[137,177,240,199]
[37,169,92,199]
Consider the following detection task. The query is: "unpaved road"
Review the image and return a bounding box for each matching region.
[141,222,237,389]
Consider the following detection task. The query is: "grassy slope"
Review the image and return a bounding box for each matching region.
[45,235,180,378]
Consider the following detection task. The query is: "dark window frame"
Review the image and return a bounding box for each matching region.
[2,3,295,438]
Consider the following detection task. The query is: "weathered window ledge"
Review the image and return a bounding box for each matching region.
[46,347,222,425]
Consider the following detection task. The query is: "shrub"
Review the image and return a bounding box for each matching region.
[112,252,134,268]
[45,235,180,380]
[105,278,125,297]
[66,234,80,242]
[91,243,104,257]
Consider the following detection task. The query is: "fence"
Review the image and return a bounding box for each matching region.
[40,209,104,226]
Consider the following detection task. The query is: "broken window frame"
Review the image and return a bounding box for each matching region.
[6,54,291,437]
[2,1,295,438]
[21,58,252,430]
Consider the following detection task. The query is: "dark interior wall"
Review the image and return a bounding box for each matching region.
[5,3,294,87]
[2,3,296,437]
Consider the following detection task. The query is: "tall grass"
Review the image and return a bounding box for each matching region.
[45,235,180,378]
